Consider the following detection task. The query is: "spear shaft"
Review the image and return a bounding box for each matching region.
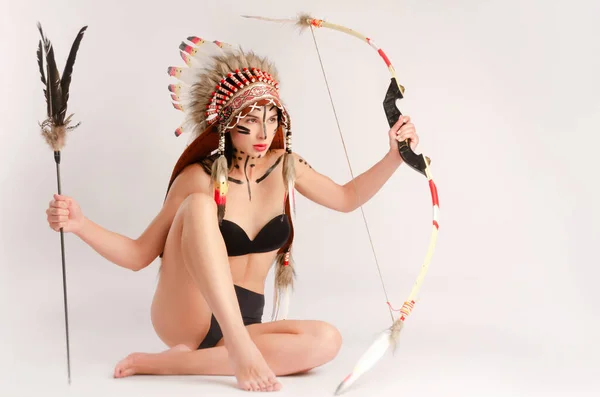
[54,150,71,384]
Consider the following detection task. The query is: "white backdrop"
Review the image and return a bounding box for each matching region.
[1,0,599,396]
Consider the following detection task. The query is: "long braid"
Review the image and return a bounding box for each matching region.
[272,123,297,321]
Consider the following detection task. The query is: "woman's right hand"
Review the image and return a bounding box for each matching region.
[46,193,85,234]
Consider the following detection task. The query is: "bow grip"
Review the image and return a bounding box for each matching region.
[383,78,429,176]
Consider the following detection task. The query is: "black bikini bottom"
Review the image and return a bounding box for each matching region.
[197,284,265,349]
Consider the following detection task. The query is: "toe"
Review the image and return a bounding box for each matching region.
[113,361,127,378]
[250,380,261,392]
[240,380,253,392]
[272,380,282,391]
[120,367,136,378]
[257,379,268,391]
[262,375,276,391]
[113,354,139,379]
[114,364,126,378]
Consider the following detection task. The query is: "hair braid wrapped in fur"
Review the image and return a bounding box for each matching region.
[270,117,298,320]
[211,128,229,222]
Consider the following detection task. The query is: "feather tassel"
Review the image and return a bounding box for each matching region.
[241,13,316,32]
[334,319,406,395]
[389,318,404,354]
[271,284,292,321]
[37,40,46,86]
[211,154,228,222]
[282,151,296,220]
[270,139,297,322]
[334,328,394,395]
[60,26,87,109]
[37,22,87,151]
[271,251,295,321]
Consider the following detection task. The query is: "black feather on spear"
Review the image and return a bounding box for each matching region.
[36,21,87,385]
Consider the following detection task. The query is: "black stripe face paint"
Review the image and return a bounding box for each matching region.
[244,156,252,200]
[262,105,267,139]
[237,125,251,134]
[256,154,284,184]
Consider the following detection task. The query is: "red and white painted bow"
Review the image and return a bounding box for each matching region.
[243,13,441,395]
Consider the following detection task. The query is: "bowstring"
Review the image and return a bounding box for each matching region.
[308,26,395,323]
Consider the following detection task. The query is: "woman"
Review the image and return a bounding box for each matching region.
[45,39,419,392]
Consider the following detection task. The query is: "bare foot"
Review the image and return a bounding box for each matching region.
[113,344,191,378]
[225,334,282,392]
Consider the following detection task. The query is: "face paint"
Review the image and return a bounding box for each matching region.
[230,102,280,160]
[237,125,251,135]
[244,156,252,200]
[262,105,267,139]
[256,154,284,183]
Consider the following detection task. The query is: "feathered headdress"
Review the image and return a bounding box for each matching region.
[164,37,297,321]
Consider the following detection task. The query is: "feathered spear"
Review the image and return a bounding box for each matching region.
[37,21,87,384]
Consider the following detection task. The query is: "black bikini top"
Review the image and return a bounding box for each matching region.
[219,214,291,257]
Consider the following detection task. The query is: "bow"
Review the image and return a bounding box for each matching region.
[242,13,440,394]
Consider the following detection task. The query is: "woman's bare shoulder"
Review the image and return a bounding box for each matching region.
[167,162,212,200]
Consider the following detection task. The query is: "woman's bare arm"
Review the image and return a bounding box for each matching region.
[74,217,145,271]
[293,151,403,213]
[74,164,210,271]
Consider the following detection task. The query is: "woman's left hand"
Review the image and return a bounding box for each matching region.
[388,115,419,157]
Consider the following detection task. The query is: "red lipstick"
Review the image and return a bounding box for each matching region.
[253,144,267,151]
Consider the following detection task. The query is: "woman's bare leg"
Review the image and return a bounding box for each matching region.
[153,192,280,392]
[114,320,342,379]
